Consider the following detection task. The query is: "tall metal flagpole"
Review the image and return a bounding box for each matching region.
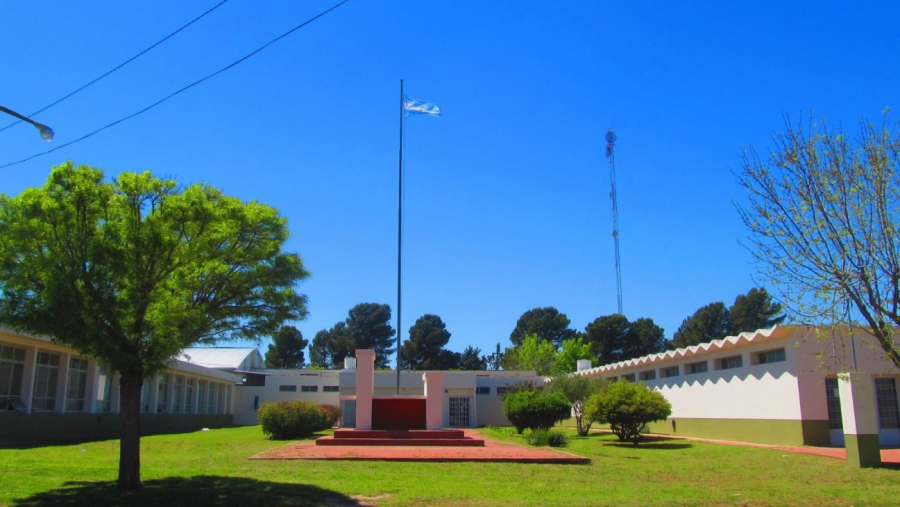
[396,79,404,394]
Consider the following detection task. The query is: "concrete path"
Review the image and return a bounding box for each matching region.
[251,429,589,464]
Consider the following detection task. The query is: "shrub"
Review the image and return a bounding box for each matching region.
[525,429,568,447]
[258,400,329,440]
[526,429,550,446]
[503,390,571,434]
[547,430,569,447]
[317,404,342,429]
[584,380,672,445]
[547,374,607,436]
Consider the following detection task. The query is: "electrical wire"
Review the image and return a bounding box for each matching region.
[0,0,351,170]
[0,0,231,134]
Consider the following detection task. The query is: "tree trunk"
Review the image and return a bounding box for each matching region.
[117,372,143,490]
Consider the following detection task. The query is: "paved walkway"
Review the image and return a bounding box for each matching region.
[251,429,590,464]
[637,432,900,464]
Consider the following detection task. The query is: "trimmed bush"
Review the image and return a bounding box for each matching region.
[584,380,672,445]
[317,404,342,429]
[258,400,329,440]
[503,390,571,434]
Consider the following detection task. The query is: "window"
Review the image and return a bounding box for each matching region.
[622,374,636,382]
[141,381,152,412]
[172,376,184,413]
[65,357,89,412]
[0,344,26,411]
[225,385,232,413]
[661,366,679,378]
[448,397,470,427]
[640,370,656,381]
[197,380,207,414]
[95,364,113,412]
[496,387,508,397]
[301,385,318,392]
[207,382,217,413]
[217,383,225,414]
[718,355,743,371]
[875,378,900,429]
[157,376,168,413]
[825,378,843,430]
[688,362,708,375]
[476,386,490,395]
[32,351,61,411]
[758,348,786,364]
[253,395,260,411]
[185,378,195,413]
[606,377,618,382]
[323,386,339,393]
[279,385,297,392]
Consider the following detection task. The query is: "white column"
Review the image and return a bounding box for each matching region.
[20,347,37,414]
[423,371,444,430]
[56,352,71,413]
[838,373,881,468]
[354,349,375,430]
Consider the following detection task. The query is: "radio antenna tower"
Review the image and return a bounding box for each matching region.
[605,129,623,315]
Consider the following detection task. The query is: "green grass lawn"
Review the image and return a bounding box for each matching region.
[0,425,897,506]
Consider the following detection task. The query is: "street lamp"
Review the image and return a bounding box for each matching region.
[0,105,53,141]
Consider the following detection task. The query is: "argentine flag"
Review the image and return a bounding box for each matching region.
[403,95,440,118]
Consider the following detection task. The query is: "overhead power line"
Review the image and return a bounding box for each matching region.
[1,0,351,170]
[0,0,231,134]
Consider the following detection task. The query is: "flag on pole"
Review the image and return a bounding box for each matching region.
[403,95,440,118]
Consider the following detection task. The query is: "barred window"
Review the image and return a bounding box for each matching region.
[301,385,318,392]
[825,378,843,430]
[875,377,900,429]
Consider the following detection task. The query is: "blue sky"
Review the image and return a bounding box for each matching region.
[2,1,898,363]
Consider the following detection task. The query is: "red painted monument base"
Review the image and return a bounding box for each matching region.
[316,429,485,447]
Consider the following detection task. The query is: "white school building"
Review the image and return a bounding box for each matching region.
[574,325,900,448]
[3,325,898,450]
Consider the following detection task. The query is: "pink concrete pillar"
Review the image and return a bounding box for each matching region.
[355,349,375,430]
[423,372,444,430]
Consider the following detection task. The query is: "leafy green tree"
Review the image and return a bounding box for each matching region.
[554,336,594,373]
[501,334,557,375]
[585,380,672,445]
[0,163,309,489]
[584,314,665,365]
[510,307,577,347]
[670,302,731,349]
[265,325,308,369]
[346,303,395,368]
[546,374,606,436]
[458,345,487,370]
[728,288,785,335]
[308,322,352,369]
[737,115,900,367]
[484,342,505,370]
[629,318,667,356]
[503,390,571,434]
[401,314,453,370]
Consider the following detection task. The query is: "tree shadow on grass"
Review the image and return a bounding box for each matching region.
[603,442,694,450]
[12,475,369,507]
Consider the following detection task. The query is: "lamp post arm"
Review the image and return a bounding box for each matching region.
[0,105,53,141]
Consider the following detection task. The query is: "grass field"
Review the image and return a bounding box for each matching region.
[0,425,897,506]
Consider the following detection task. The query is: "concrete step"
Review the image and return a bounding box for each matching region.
[316,436,485,447]
[332,429,467,440]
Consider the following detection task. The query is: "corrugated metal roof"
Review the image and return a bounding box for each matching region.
[177,347,259,370]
